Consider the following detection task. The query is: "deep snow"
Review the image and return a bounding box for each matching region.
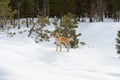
[0,21,120,80]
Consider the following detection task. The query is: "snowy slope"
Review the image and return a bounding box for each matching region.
[0,22,120,80]
[79,22,120,57]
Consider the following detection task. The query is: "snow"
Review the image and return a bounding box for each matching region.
[79,22,120,57]
[0,21,120,80]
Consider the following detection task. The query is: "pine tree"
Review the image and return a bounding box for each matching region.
[10,0,25,29]
[76,0,89,18]
[0,0,16,28]
[49,0,76,17]
[53,13,81,48]
[33,0,43,16]
[112,0,120,22]
[116,30,120,54]
[29,16,50,42]
[21,0,35,28]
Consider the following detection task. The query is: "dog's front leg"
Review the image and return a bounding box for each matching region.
[67,46,69,52]
[56,44,58,51]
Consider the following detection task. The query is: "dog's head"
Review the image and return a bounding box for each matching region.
[55,32,60,38]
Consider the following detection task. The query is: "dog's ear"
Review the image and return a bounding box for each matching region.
[56,32,59,34]
[55,32,60,35]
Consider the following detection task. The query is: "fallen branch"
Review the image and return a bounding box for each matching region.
[28,23,36,37]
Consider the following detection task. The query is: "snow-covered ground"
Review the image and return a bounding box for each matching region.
[0,21,120,80]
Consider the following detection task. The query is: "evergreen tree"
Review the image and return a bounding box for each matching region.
[49,0,76,17]
[112,0,120,21]
[29,16,50,42]
[22,0,35,27]
[0,0,16,28]
[10,0,25,29]
[33,0,43,16]
[53,13,81,48]
[22,0,35,18]
[104,0,113,18]
[76,0,89,18]
[116,30,120,54]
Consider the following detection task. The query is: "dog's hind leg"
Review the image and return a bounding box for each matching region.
[60,43,62,52]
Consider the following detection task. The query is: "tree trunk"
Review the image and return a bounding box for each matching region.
[118,11,120,22]
[18,18,20,29]
[43,0,49,17]
[17,2,21,29]
[89,0,93,22]
[26,18,29,28]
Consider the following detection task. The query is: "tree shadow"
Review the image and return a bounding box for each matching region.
[107,73,120,77]
[0,68,8,80]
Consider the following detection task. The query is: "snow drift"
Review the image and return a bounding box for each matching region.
[0,22,120,80]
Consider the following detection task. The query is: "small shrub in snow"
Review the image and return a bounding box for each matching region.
[116,30,120,54]
[29,16,50,42]
[80,42,86,46]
